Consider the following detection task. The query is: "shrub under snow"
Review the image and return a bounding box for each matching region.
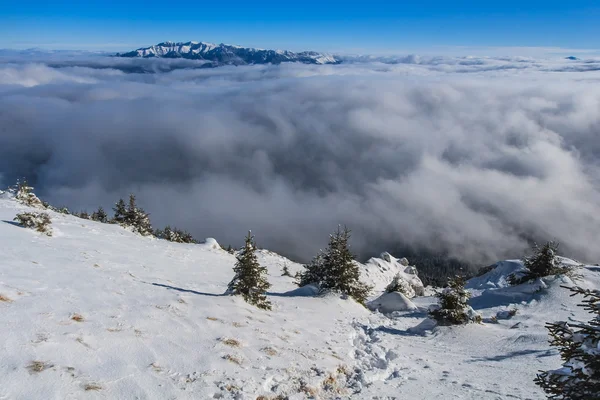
[14,212,52,236]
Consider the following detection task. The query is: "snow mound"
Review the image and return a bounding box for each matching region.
[367,291,418,313]
[467,260,524,289]
[199,237,221,250]
[282,284,320,297]
[361,252,425,297]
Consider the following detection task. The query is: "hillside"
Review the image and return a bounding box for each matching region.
[0,195,598,399]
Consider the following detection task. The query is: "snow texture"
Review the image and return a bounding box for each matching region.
[0,196,599,399]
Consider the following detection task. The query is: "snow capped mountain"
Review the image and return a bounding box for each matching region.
[117,41,340,66]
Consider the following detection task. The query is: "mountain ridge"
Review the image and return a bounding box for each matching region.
[116,41,340,66]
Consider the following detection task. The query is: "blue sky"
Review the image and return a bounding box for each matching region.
[1,0,598,54]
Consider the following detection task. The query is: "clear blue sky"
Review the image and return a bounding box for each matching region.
[1,0,598,54]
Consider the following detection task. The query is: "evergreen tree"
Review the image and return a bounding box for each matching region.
[227,231,271,310]
[112,194,153,236]
[281,263,292,277]
[125,194,153,236]
[509,242,569,285]
[78,211,89,219]
[91,207,108,223]
[429,276,480,325]
[155,225,197,243]
[14,179,44,208]
[112,199,127,224]
[297,226,372,305]
[535,286,600,399]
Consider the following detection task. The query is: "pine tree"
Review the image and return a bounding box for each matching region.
[155,226,197,243]
[509,242,569,285]
[79,211,89,219]
[91,207,108,223]
[535,286,600,399]
[112,194,153,236]
[113,199,127,224]
[125,194,153,236]
[281,263,292,277]
[297,226,372,305]
[429,276,480,325]
[227,231,272,310]
[14,179,44,208]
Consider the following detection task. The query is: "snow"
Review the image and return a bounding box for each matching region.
[367,292,418,313]
[0,196,599,399]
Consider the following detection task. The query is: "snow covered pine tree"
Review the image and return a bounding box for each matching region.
[429,276,481,325]
[535,286,600,399]
[298,226,372,305]
[14,179,44,208]
[112,195,153,236]
[509,241,570,285]
[227,231,272,310]
[91,206,108,223]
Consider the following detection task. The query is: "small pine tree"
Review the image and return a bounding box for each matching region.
[227,231,272,310]
[14,179,44,208]
[113,199,127,224]
[297,227,372,305]
[78,211,89,219]
[281,263,292,277]
[155,226,197,243]
[429,276,480,325]
[535,286,600,399]
[112,194,153,236]
[91,207,108,223]
[126,194,153,236]
[509,242,569,285]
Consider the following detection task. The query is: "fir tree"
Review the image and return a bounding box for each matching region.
[91,207,108,223]
[281,263,292,277]
[155,226,197,243]
[112,199,127,224]
[112,194,153,236]
[227,231,272,310]
[125,194,153,236]
[297,226,372,305]
[78,211,89,219]
[535,286,600,399]
[509,242,569,285]
[429,276,480,325]
[14,179,44,208]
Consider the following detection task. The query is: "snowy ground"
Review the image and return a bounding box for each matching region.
[0,196,598,399]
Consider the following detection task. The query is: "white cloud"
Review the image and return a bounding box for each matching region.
[1,55,600,263]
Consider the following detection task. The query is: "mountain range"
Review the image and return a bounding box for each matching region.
[117,41,340,66]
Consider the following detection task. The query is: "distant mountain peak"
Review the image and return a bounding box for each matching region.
[116,41,340,67]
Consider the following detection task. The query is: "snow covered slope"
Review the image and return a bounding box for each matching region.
[117,41,339,66]
[1,196,598,399]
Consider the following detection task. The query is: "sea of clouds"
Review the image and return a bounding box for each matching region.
[1,51,600,263]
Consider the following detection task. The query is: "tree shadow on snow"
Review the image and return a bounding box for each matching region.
[151,283,226,297]
[2,220,23,228]
[467,349,555,363]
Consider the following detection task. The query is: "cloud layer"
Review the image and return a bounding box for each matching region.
[1,54,600,264]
